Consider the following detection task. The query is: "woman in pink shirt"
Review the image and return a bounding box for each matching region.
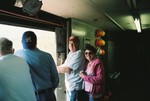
[79,44,105,101]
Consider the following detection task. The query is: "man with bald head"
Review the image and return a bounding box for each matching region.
[0,37,36,101]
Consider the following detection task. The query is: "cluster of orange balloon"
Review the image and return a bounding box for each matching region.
[95,29,106,55]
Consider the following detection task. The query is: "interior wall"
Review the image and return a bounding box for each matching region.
[71,18,98,50]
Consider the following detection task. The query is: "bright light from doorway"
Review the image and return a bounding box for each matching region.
[0,24,57,62]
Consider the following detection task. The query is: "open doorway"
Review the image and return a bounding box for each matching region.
[0,24,57,62]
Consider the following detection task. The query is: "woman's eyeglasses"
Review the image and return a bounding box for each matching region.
[85,51,93,55]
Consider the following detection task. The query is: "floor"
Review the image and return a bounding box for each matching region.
[109,72,150,101]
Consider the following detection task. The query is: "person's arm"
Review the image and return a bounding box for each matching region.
[82,64,104,85]
[57,65,71,73]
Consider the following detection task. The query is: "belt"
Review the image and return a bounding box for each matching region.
[35,87,52,95]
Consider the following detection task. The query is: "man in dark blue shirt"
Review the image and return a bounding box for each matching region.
[15,31,59,101]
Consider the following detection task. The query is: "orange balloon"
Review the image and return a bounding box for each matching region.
[95,30,105,37]
[100,31,105,36]
[102,49,105,55]
[99,40,103,45]
[95,39,105,46]
[102,40,105,45]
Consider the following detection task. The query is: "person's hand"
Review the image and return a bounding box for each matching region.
[79,70,86,78]
[57,66,61,73]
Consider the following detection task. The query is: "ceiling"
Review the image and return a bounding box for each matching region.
[40,0,150,32]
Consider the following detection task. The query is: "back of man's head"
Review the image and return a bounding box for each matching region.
[22,31,37,49]
[0,37,13,55]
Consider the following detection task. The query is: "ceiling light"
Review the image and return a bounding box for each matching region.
[134,18,141,33]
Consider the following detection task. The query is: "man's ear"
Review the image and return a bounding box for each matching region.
[12,48,15,54]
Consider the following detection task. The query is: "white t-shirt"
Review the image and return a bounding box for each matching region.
[63,50,85,91]
[0,54,36,101]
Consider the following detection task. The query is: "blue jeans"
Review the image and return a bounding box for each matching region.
[68,89,87,101]
[88,93,103,101]
[36,90,56,101]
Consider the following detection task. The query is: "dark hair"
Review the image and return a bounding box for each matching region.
[22,31,37,49]
[85,44,97,54]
